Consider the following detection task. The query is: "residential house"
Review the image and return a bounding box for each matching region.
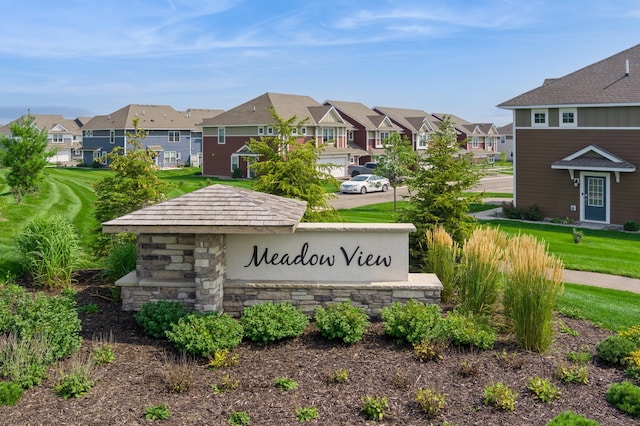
[0,114,84,165]
[499,44,640,225]
[496,123,514,161]
[200,92,359,178]
[432,113,499,163]
[325,100,400,165]
[372,106,440,153]
[81,104,222,167]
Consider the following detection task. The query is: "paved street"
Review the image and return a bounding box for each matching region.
[330,174,513,210]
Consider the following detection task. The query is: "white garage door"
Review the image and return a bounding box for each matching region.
[318,156,348,177]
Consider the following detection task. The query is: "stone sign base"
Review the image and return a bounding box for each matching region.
[116,272,442,318]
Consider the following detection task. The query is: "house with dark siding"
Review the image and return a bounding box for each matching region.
[200,93,361,178]
[499,44,640,225]
[81,104,222,167]
[432,113,499,163]
[372,106,440,153]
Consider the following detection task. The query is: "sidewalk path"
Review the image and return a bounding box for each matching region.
[563,270,640,294]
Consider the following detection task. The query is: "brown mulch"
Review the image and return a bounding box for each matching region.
[1,278,634,426]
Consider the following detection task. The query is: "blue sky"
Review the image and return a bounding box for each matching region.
[1,0,639,126]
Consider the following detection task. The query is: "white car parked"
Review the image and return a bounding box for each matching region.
[340,174,390,194]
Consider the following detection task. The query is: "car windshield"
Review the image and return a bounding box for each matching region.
[351,175,369,181]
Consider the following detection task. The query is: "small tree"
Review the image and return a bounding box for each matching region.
[398,116,482,269]
[375,133,418,210]
[0,114,56,203]
[248,108,339,222]
[92,118,173,255]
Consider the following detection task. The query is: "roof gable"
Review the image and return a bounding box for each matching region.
[499,44,640,108]
[84,104,221,131]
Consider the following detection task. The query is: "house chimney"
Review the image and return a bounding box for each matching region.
[626,59,630,76]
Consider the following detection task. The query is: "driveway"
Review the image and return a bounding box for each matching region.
[330,175,513,210]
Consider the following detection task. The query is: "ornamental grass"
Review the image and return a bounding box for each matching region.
[504,234,563,353]
[425,226,459,303]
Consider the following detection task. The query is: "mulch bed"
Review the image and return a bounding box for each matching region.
[1,278,633,425]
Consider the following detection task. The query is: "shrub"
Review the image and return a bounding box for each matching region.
[619,325,640,346]
[241,302,309,344]
[457,228,505,317]
[501,201,521,219]
[596,335,638,365]
[624,220,640,232]
[545,410,599,426]
[556,364,589,384]
[78,302,100,314]
[166,312,243,358]
[296,406,319,422]
[626,350,640,383]
[437,311,497,350]
[145,403,171,421]
[503,234,563,353]
[567,348,592,365]
[16,215,83,289]
[207,349,240,370]
[522,204,544,221]
[413,339,446,362]
[0,333,52,389]
[92,343,115,366]
[606,381,640,418]
[381,299,441,344]
[164,353,195,393]
[0,382,23,406]
[102,242,137,282]
[228,411,251,425]
[135,300,189,339]
[527,376,560,403]
[314,301,370,344]
[361,395,388,421]
[328,369,349,383]
[425,226,459,303]
[211,374,239,394]
[415,387,446,416]
[274,376,299,391]
[459,359,480,377]
[53,355,95,399]
[572,228,584,244]
[483,382,517,411]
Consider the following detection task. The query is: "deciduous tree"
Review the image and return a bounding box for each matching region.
[375,133,418,210]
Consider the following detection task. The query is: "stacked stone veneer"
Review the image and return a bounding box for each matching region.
[222,277,440,319]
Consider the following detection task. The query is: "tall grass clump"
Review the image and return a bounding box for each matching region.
[102,242,137,282]
[503,234,563,353]
[16,215,83,289]
[457,228,505,317]
[425,226,458,303]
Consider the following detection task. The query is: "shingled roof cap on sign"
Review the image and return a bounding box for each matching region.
[101,184,307,234]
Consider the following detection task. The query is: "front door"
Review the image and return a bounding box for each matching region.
[584,175,606,222]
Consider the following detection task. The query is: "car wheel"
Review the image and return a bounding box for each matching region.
[360,186,367,194]
[351,171,360,177]
[381,184,388,192]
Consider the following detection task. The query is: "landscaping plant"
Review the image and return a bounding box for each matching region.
[135,300,190,339]
[415,387,446,416]
[457,227,505,317]
[503,234,563,352]
[207,348,239,370]
[241,302,309,344]
[545,410,599,426]
[605,380,640,418]
[295,406,319,422]
[380,299,441,344]
[437,310,497,350]
[596,335,638,365]
[0,381,23,406]
[53,355,95,399]
[555,363,589,384]
[527,376,560,403]
[102,242,137,281]
[166,312,244,358]
[145,403,171,421]
[361,395,389,421]
[425,226,459,303]
[274,376,299,391]
[0,333,52,389]
[483,382,518,411]
[228,411,251,425]
[314,301,370,344]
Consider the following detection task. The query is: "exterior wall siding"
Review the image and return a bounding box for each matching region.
[203,135,252,177]
[515,107,640,128]
[515,128,640,224]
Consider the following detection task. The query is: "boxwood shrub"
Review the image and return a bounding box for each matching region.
[241,302,309,344]
[135,300,190,339]
[166,312,243,358]
[380,300,442,344]
[314,301,370,344]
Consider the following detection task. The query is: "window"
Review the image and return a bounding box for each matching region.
[347,130,354,141]
[168,131,180,142]
[322,128,334,143]
[292,128,298,135]
[218,127,225,144]
[231,155,239,173]
[93,151,105,160]
[109,130,115,144]
[301,127,307,135]
[84,130,93,137]
[472,137,479,148]
[379,132,390,147]
[500,136,506,144]
[52,134,63,143]
[163,151,177,164]
[487,137,493,149]
[560,108,577,127]
[532,109,547,127]
[258,127,264,135]
[417,133,428,149]
[267,127,274,135]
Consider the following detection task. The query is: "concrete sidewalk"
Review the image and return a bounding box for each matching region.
[472,206,640,295]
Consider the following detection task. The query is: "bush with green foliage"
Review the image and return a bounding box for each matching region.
[567,348,592,365]
[381,299,441,344]
[501,201,522,219]
[0,381,24,406]
[274,376,299,391]
[527,376,560,403]
[145,403,171,421]
[521,204,545,221]
[16,215,83,289]
[166,312,243,358]
[619,325,640,346]
[0,333,52,388]
[207,348,240,370]
[228,411,251,425]
[241,302,309,344]
[555,364,589,384]
[361,395,388,421]
[624,220,640,232]
[53,356,95,399]
[437,311,497,350]
[545,410,599,426]
[483,382,518,411]
[596,335,638,365]
[135,300,190,339]
[413,339,446,362]
[102,242,137,282]
[606,380,640,418]
[314,301,370,344]
[415,387,446,416]
[296,406,319,422]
